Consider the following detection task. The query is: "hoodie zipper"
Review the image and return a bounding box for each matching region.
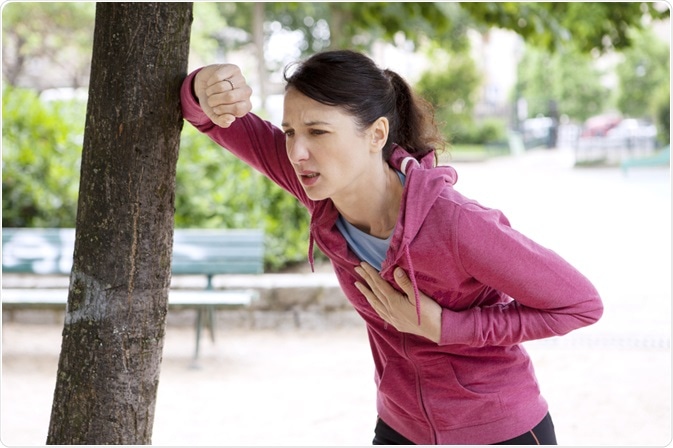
[309,156,440,442]
[403,333,438,444]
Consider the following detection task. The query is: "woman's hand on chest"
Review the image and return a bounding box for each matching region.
[354,262,442,343]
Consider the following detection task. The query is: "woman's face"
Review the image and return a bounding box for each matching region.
[282,87,385,203]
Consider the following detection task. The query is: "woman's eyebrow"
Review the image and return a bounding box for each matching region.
[304,120,331,126]
[282,120,332,128]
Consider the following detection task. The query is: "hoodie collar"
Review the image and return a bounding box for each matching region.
[389,144,437,172]
[307,145,457,324]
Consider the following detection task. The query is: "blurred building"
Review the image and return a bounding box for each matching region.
[468,28,523,123]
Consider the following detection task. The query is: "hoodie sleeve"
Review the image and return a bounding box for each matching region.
[180,69,311,208]
[439,202,604,347]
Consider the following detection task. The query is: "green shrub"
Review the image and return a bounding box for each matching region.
[651,84,670,146]
[176,126,312,271]
[456,119,507,145]
[415,52,482,145]
[2,86,84,227]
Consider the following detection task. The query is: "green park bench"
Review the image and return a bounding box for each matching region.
[620,145,670,175]
[2,227,264,365]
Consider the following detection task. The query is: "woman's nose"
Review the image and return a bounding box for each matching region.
[287,139,309,163]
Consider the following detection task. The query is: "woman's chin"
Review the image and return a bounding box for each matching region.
[300,183,329,201]
[304,189,329,201]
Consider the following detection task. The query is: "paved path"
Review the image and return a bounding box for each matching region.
[2,148,670,446]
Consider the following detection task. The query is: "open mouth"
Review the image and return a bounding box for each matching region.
[299,172,320,186]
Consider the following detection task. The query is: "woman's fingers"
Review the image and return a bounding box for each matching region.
[355,263,411,322]
[354,263,442,343]
[357,263,408,305]
[195,64,252,128]
[354,281,388,320]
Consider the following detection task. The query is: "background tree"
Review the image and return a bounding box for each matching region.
[1,2,94,90]
[414,49,483,144]
[459,2,669,54]
[652,85,670,145]
[46,3,192,444]
[615,27,670,118]
[515,46,610,122]
[198,2,469,111]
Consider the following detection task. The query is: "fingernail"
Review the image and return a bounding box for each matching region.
[395,267,404,278]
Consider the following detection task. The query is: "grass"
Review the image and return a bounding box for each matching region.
[439,143,510,164]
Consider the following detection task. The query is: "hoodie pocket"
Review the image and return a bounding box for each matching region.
[420,359,505,430]
[377,355,427,424]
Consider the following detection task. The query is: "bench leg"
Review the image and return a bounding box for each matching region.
[206,306,216,343]
[191,306,217,369]
[190,309,204,369]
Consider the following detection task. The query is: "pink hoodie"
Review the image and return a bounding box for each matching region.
[181,71,604,444]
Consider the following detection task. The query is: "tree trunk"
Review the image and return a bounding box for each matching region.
[252,2,267,111]
[46,3,192,444]
[327,5,351,50]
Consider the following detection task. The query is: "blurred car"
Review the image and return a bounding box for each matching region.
[605,118,657,140]
[580,113,622,137]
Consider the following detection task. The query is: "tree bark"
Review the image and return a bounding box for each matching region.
[46,3,192,444]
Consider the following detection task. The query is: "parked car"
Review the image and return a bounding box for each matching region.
[580,113,622,137]
[605,118,657,140]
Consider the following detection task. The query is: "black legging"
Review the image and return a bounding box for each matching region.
[373,412,558,445]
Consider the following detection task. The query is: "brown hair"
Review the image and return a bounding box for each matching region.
[283,50,445,162]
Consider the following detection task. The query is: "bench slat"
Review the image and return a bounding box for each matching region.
[2,227,265,275]
[1,289,66,305]
[168,290,256,307]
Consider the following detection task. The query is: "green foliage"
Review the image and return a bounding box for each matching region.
[206,2,470,63]
[516,47,609,122]
[248,2,666,57]
[615,28,670,119]
[176,125,312,271]
[189,2,238,62]
[2,86,84,227]
[460,2,669,54]
[2,2,94,87]
[461,119,507,145]
[414,50,482,144]
[328,2,469,52]
[651,84,670,146]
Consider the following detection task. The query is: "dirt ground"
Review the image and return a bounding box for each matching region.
[1,321,670,447]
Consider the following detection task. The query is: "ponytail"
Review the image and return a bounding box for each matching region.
[383,69,446,163]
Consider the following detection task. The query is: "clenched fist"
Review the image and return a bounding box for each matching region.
[193,64,253,128]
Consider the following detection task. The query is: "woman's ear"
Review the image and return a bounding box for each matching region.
[369,117,389,153]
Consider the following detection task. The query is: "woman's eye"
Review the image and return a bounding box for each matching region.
[284,130,295,137]
[310,129,327,136]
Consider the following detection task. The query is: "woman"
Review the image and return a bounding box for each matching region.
[181,50,603,445]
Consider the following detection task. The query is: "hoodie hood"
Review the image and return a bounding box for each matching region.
[385,145,458,322]
[388,145,458,244]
